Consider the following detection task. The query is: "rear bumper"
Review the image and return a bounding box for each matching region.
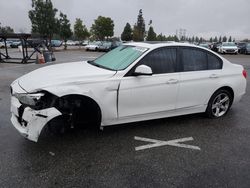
[10,96,62,142]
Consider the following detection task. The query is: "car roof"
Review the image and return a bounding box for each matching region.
[124,42,203,50]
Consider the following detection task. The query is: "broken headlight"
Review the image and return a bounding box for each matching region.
[14,91,57,110]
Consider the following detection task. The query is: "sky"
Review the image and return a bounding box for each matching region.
[0,0,250,40]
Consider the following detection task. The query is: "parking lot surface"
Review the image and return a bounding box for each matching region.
[0,50,250,188]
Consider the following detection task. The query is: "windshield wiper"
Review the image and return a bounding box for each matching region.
[87,60,115,71]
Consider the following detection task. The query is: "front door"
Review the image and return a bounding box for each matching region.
[118,47,179,118]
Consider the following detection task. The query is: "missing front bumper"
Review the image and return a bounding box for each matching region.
[10,96,62,142]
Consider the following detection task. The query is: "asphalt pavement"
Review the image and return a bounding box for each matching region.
[0,50,250,188]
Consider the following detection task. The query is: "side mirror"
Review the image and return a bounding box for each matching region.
[133,65,153,76]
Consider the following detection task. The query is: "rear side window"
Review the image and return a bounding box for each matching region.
[181,48,222,72]
[207,53,222,69]
[137,47,177,74]
[181,48,207,71]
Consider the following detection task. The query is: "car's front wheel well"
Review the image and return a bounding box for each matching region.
[54,94,102,129]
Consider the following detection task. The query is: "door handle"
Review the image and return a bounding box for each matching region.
[166,79,178,84]
[209,74,219,78]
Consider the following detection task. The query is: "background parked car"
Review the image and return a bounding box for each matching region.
[198,43,211,49]
[240,43,250,54]
[98,42,112,52]
[237,42,246,54]
[66,40,76,46]
[81,40,89,46]
[85,41,101,51]
[110,41,122,50]
[10,41,21,48]
[5,40,13,48]
[50,40,63,47]
[211,42,221,52]
[218,42,238,54]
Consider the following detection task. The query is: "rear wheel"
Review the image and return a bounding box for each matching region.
[206,90,232,118]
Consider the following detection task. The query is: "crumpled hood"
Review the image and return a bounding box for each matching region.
[18,61,116,92]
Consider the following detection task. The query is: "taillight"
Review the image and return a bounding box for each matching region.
[243,69,247,78]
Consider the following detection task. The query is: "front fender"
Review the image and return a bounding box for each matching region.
[42,83,119,123]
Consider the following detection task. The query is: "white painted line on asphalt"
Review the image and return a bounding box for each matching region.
[134,136,201,151]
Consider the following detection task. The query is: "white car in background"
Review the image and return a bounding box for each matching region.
[66,40,76,46]
[85,41,101,51]
[218,42,238,54]
[10,42,247,142]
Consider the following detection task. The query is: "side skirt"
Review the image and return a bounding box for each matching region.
[101,105,207,126]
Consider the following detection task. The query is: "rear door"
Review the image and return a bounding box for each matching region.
[176,47,223,109]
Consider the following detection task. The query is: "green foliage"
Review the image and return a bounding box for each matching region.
[133,9,145,41]
[228,36,232,42]
[58,12,72,49]
[156,34,179,42]
[91,16,114,40]
[121,23,133,41]
[156,33,165,41]
[29,0,58,39]
[74,18,89,41]
[146,26,157,41]
[0,22,14,34]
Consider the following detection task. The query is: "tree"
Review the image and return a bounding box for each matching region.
[209,37,213,43]
[91,16,114,40]
[195,36,199,43]
[222,36,227,42]
[133,9,146,41]
[173,35,179,42]
[0,23,14,34]
[29,0,58,42]
[121,23,133,41]
[146,26,157,41]
[213,36,218,42]
[58,12,72,50]
[74,18,89,42]
[191,36,195,43]
[156,33,164,41]
[199,37,203,43]
[228,36,232,42]
[219,36,222,42]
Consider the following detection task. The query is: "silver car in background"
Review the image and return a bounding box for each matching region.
[218,42,238,54]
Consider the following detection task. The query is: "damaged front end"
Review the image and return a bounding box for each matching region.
[10,82,62,142]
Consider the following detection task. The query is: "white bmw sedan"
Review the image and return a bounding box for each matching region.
[10,42,247,142]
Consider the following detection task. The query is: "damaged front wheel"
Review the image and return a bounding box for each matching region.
[48,115,71,135]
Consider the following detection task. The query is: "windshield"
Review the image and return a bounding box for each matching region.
[247,43,250,48]
[89,45,148,71]
[222,42,236,47]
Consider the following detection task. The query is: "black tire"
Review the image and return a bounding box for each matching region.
[206,89,233,118]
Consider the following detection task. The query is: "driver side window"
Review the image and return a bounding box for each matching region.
[127,47,177,76]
